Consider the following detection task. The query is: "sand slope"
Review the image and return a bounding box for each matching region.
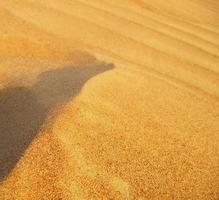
[0,0,219,199]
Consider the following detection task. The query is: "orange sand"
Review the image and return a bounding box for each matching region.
[0,0,219,199]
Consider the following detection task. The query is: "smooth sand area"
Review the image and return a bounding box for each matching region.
[0,0,219,199]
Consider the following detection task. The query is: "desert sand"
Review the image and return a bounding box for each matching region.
[0,0,219,199]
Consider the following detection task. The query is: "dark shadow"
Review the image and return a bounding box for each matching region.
[0,63,114,181]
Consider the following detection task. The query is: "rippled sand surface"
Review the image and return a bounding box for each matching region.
[0,0,219,199]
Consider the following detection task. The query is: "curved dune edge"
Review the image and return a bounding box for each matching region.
[0,0,219,199]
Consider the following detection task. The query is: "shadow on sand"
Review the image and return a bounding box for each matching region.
[0,62,114,181]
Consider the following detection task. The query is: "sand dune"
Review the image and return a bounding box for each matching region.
[0,0,219,199]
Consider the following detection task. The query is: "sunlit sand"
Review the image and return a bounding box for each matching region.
[0,0,219,199]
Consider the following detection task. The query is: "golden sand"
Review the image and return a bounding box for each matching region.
[0,0,219,199]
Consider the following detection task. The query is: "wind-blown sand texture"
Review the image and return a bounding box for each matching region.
[0,0,219,199]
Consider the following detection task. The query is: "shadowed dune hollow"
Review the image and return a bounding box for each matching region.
[0,63,114,181]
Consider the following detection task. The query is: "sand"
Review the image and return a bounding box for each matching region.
[0,0,219,199]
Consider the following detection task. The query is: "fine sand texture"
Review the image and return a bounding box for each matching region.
[0,0,219,199]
